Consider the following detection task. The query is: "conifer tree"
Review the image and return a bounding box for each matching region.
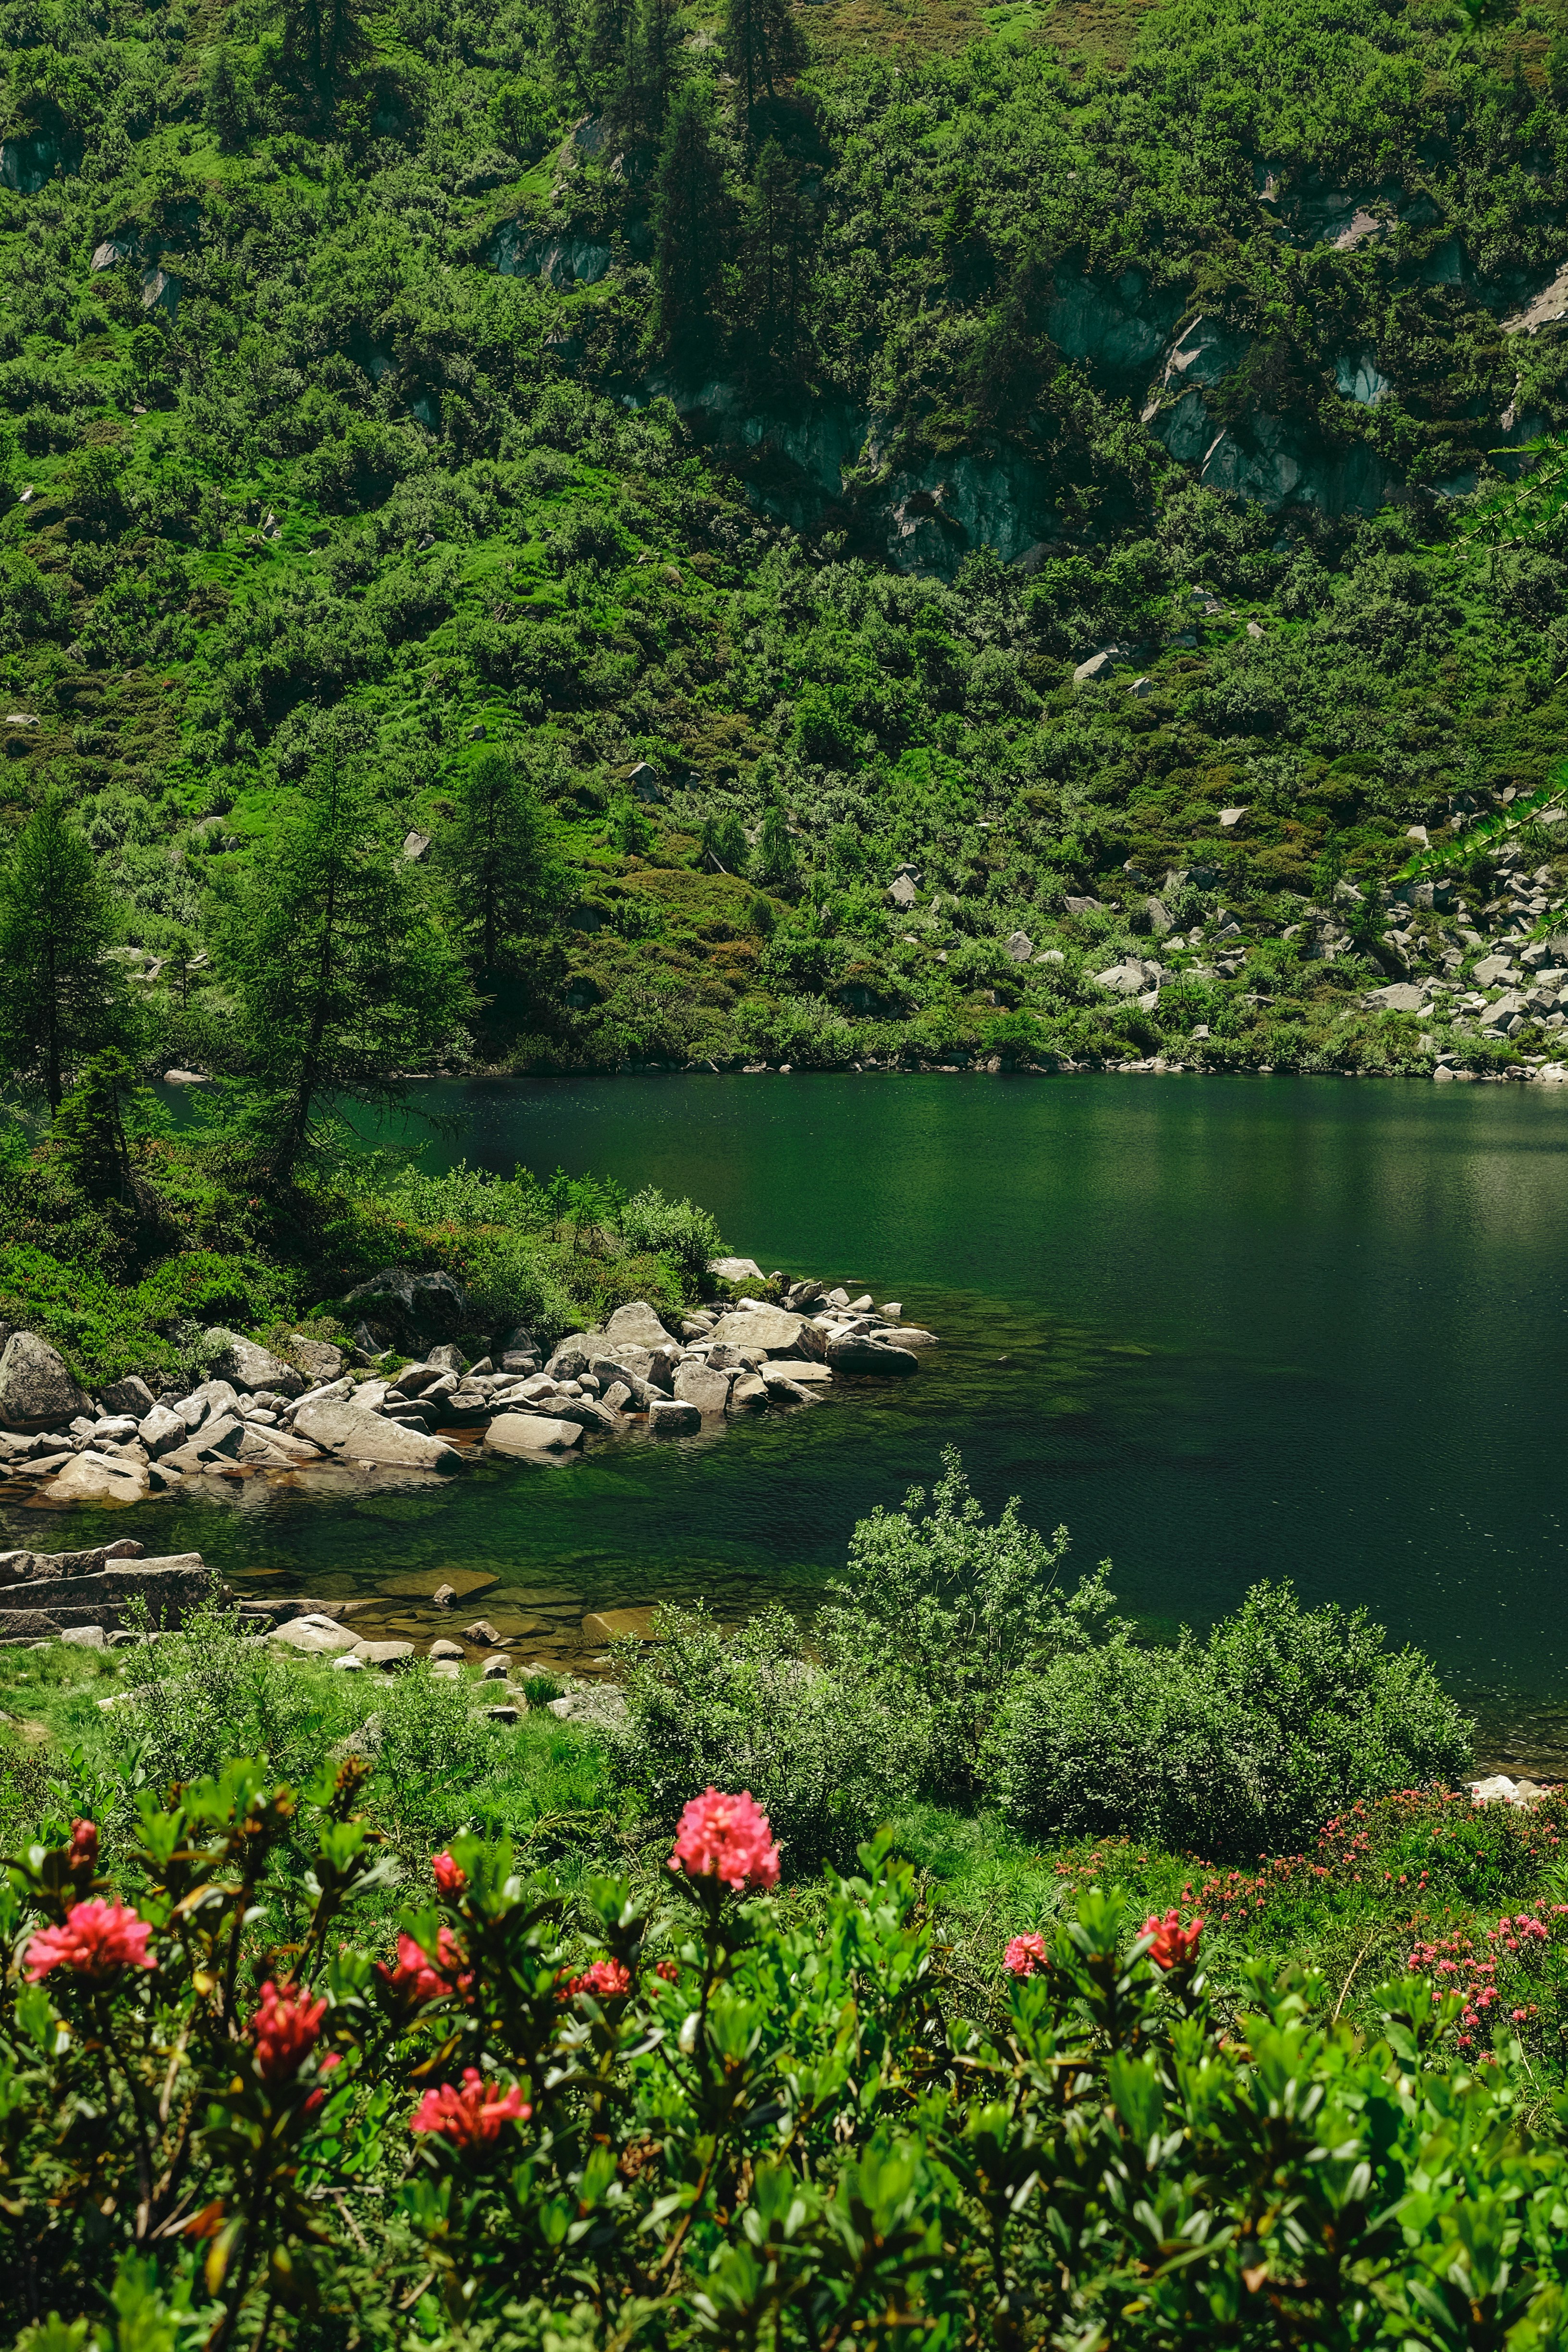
[629,0,681,139]
[439,747,565,975]
[0,788,126,1113]
[651,83,730,353]
[222,760,473,1185]
[721,0,801,129]
[743,139,810,366]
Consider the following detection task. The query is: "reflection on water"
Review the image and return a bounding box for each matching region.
[13,1073,1568,1772]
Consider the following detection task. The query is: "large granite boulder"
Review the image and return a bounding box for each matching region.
[707,1305,805,1355]
[101,1374,156,1419]
[37,1451,150,1506]
[343,1267,468,1348]
[293,1401,462,1470]
[485,1413,584,1455]
[674,1361,732,1414]
[0,1333,91,1432]
[601,1301,675,1351]
[201,1328,305,1396]
[288,1334,345,1383]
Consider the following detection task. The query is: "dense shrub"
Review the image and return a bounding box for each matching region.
[2,1771,1566,2347]
[986,1580,1474,1859]
[614,1600,926,1873]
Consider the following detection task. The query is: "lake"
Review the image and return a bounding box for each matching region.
[14,1074,1568,1768]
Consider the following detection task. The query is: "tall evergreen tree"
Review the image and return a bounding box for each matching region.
[0,789,126,1113]
[439,747,565,975]
[721,0,801,129]
[651,83,730,354]
[628,0,680,139]
[743,139,810,367]
[222,761,474,1185]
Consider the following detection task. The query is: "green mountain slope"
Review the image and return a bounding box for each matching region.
[2,0,1568,1076]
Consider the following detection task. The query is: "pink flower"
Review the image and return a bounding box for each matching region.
[69,1820,99,1873]
[669,1789,780,1894]
[1003,1932,1047,1979]
[410,2068,530,2148]
[653,1959,680,1983]
[377,1927,470,2007]
[1143,1911,1204,1971]
[568,1958,632,2001]
[25,1899,153,1984]
[252,1981,327,2084]
[432,1850,466,1896]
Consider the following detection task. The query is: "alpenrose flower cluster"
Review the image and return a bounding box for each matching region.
[410,2069,530,2148]
[25,1899,154,1984]
[669,1788,781,1893]
[1143,1911,1205,1970]
[567,1958,632,2000]
[1003,1932,1048,1979]
[379,1926,471,2006]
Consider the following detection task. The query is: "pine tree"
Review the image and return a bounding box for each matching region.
[651,83,730,353]
[222,761,474,1185]
[439,747,565,974]
[0,789,126,1113]
[51,1048,135,1207]
[201,46,251,152]
[721,0,801,129]
[743,139,810,367]
[628,0,680,139]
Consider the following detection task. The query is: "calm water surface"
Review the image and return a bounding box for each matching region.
[13,1075,1568,1764]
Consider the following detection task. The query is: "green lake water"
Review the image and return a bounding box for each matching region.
[13,1073,1568,1769]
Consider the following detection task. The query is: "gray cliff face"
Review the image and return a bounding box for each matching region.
[493,197,1568,575]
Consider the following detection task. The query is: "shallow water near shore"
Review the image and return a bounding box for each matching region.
[13,1073,1568,1772]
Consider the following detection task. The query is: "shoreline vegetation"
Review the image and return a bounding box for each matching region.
[5,1464,1568,2342]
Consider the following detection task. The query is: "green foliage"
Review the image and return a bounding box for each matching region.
[615,1600,927,1873]
[3,1767,1568,2347]
[438,745,566,975]
[0,793,128,1114]
[220,758,476,1183]
[987,1578,1474,1860]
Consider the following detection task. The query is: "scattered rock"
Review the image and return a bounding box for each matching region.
[485,1413,585,1455]
[0,1333,91,1432]
[101,1374,156,1419]
[201,1329,305,1396]
[352,1639,416,1670]
[293,1401,463,1471]
[463,1618,503,1646]
[649,1397,702,1435]
[269,1619,360,1655]
[706,1305,804,1355]
[708,1257,763,1282]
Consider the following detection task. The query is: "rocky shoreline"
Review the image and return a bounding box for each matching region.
[0,1258,937,1513]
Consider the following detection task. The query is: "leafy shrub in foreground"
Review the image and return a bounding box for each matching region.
[3,1770,1566,2349]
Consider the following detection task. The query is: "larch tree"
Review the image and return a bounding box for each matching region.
[222,760,474,1186]
[0,788,128,1113]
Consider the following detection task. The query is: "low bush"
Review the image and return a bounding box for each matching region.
[986,1580,1474,1859]
[613,1600,927,1874]
[3,1772,1567,2349]
[620,1459,1475,1863]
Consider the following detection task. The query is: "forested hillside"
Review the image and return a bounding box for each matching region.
[3,0,1568,1076]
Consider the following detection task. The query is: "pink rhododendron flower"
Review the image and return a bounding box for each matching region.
[410,2068,530,2147]
[1143,1911,1204,1970]
[432,1850,466,1896]
[252,1981,327,2084]
[25,1899,153,1984]
[378,1927,470,2006]
[669,1788,780,1893]
[569,1958,632,2000]
[1003,1932,1047,1979]
[69,1820,99,1873]
[653,1959,680,1984]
